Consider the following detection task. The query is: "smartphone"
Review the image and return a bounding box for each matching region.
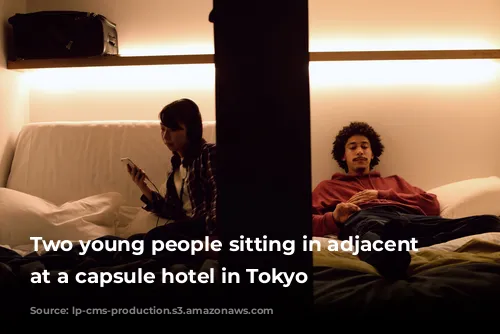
[120,157,138,170]
[121,157,155,190]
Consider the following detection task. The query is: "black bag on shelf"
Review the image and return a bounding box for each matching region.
[8,11,119,60]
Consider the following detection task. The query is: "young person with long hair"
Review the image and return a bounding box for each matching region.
[127,98,217,253]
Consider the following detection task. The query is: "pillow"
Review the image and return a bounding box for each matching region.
[421,232,500,252]
[427,176,500,219]
[0,188,123,248]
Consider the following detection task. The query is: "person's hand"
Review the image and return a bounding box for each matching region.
[128,165,150,191]
[347,190,378,205]
[333,202,361,224]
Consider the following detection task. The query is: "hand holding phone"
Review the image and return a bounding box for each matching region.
[121,157,156,202]
[121,158,138,172]
[121,157,149,184]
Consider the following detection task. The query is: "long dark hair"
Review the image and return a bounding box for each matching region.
[159,98,205,168]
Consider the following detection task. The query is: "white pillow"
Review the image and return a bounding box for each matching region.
[427,176,500,219]
[0,188,123,248]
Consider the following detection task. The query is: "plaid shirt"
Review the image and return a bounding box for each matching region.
[141,142,217,235]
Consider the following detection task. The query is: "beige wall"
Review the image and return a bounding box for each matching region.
[10,0,500,190]
[309,63,500,191]
[25,0,215,123]
[309,0,500,52]
[0,0,29,187]
[308,0,500,190]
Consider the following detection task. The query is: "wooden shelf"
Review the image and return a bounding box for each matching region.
[7,49,500,70]
[310,49,500,62]
[7,54,215,70]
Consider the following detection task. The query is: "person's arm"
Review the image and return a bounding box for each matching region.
[140,190,161,210]
[174,144,217,234]
[127,162,172,217]
[140,190,171,217]
[377,176,441,216]
[312,212,339,237]
[139,174,175,218]
[311,181,342,237]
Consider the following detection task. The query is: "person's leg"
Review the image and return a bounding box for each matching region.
[142,218,207,261]
[339,207,412,280]
[340,209,500,279]
[396,214,500,248]
[144,218,206,243]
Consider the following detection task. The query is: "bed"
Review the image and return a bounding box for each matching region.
[1,120,500,315]
[0,120,221,312]
[1,120,216,244]
[312,176,500,316]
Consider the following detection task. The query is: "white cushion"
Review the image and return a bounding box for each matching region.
[427,176,500,219]
[0,187,123,248]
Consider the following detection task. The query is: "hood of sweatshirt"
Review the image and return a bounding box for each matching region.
[331,170,381,181]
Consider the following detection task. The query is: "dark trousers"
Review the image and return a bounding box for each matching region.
[338,205,500,278]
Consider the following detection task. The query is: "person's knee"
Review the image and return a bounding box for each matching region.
[345,213,388,236]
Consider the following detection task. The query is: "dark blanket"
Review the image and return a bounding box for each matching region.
[314,263,500,314]
[0,235,224,315]
[312,238,500,317]
[3,234,500,317]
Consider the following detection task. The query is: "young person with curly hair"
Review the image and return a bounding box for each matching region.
[312,121,500,280]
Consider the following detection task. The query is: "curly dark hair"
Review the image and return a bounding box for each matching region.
[332,121,384,172]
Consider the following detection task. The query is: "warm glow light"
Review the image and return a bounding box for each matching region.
[309,59,500,88]
[309,38,496,52]
[23,64,215,93]
[115,38,497,55]
[24,60,499,93]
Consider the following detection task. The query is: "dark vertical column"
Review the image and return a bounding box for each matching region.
[210,0,312,314]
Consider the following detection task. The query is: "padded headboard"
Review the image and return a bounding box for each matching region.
[6,120,216,207]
